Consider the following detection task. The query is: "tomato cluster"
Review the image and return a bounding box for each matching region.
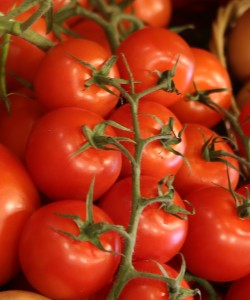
[0,0,250,299]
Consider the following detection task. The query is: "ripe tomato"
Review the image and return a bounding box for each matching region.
[25,107,122,201]
[124,0,172,28]
[225,273,250,300]
[99,176,188,263]
[169,47,232,128]
[1,11,55,92]
[118,260,194,299]
[0,88,43,161]
[0,144,40,286]
[0,290,51,300]
[108,101,186,180]
[71,19,111,52]
[235,80,250,110]
[18,199,121,300]
[116,26,195,107]
[236,100,250,158]
[0,0,28,14]
[173,123,240,198]
[181,186,250,282]
[34,38,120,117]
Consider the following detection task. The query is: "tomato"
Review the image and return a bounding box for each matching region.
[18,199,121,300]
[181,186,250,282]
[0,88,43,161]
[34,38,120,117]
[236,100,250,158]
[53,0,90,27]
[225,273,250,300]
[125,0,172,28]
[118,260,194,299]
[0,0,27,14]
[235,80,250,110]
[108,101,186,180]
[169,47,232,128]
[173,123,240,198]
[116,27,195,107]
[24,107,122,201]
[99,176,188,263]
[71,19,111,52]
[1,11,55,92]
[0,144,40,286]
[0,290,51,300]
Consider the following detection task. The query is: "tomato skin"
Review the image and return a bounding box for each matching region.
[236,101,250,157]
[34,38,120,117]
[108,101,186,180]
[116,27,195,107]
[225,273,250,300]
[125,0,172,28]
[18,199,121,300]
[169,47,232,128]
[1,12,55,92]
[24,107,122,201]
[99,176,188,263]
[0,89,43,161]
[71,19,111,52]
[0,290,51,300]
[0,144,40,286]
[181,186,250,282]
[173,123,239,198]
[118,260,194,300]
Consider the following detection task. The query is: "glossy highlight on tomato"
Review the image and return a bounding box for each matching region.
[116,26,195,107]
[0,144,40,286]
[118,260,194,300]
[18,199,121,300]
[182,186,250,282]
[34,38,120,117]
[108,101,187,180]
[99,175,189,263]
[25,107,122,201]
[170,47,233,128]
[173,123,239,197]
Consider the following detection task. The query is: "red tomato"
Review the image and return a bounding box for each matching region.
[71,19,111,52]
[169,47,233,128]
[181,186,250,282]
[0,0,28,14]
[0,144,40,286]
[0,290,51,300]
[34,38,120,117]
[118,260,194,299]
[53,0,90,27]
[108,101,186,180]
[0,88,43,161]
[173,123,240,198]
[225,273,250,300]
[116,27,195,107]
[24,107,122,201]
[125,0,172,28]
[18,199,121,300]
[1,11,55,92]
[99,176,188,263]
[236,100,250,158]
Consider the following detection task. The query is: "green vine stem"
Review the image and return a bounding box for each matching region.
[185,272,219,300]
[187,87,250,180]
[1,2,198,299]
[0,33,11,112]
[90,58,194,299]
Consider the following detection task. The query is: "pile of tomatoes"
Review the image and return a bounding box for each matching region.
[0,0,250,299]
